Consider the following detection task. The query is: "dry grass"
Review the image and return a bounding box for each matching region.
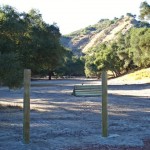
[108,68,150,84]
[127,68,150,80]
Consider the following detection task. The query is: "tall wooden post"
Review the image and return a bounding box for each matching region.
[101,70,108,137]
[23,69,31,144]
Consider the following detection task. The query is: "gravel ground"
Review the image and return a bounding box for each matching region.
[0,78,150,150]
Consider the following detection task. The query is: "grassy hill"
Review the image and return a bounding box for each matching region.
[109,68,150,84]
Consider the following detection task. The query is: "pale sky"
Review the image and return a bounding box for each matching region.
[0,0,149,34]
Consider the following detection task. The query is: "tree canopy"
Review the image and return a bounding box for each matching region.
[139,1,150,20]
[0,5,66,88]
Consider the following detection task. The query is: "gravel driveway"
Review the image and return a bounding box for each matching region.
[0,78,150,150]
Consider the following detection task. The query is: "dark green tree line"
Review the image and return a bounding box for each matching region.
[55,50,85,77]
[0,5,66,88]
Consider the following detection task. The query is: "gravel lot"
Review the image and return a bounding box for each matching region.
[0,78,150,150]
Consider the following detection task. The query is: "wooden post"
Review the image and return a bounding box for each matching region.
[101,70,108,137]
[23,69,31,144]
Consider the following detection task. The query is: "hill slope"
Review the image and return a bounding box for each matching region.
[61,16,142,55]
[109,68,150,84]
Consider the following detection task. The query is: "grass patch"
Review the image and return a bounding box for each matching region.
[127,68,150,80]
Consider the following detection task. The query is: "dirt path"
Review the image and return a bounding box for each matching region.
[0,78,150,150]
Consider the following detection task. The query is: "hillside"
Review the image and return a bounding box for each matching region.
[109,68,150,84]
[61,15,146,55]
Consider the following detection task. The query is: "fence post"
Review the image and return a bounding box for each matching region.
[23,69,31,144]
[101,70,108,137]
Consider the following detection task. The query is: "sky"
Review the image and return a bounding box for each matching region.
[0,0,149,34]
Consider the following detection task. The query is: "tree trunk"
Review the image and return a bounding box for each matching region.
[112,71,116,77]
[48,71,52,80]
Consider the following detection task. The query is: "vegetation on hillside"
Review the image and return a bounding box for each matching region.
[0,1,150,89]
[63,1,150,78]
[63,1,150,79]
[84,25,150,77]
[66,19,113,37]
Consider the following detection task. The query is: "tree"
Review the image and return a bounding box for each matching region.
[139,1,150,20]
[129,28,150,67]
[126,13,135,17]
[17,9,66,80]
[116,33,135,72]
[94,43,123,77]
[84,45,103,78]
[0,5,25,88]
[55,50,85,77]
[85,55,98,77]
[0,5,67,88]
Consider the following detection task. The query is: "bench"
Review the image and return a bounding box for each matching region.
[72,84,102,97]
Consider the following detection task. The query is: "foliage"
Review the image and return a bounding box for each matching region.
[1,1,150,87]
[129,28,150,67]
[94,43,123,77]
[84,53,98,77]
[126,13,136,18]
[84,27,150,77]
[0,53,23,88]
[0,5,67,88]
[139,1,150,20]
[67,19,113,37]
[83,0,150,78]
[55,50,85,77]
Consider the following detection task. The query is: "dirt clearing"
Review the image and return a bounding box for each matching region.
[0,78,150,150]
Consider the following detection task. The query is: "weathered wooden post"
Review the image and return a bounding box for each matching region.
[23,69,31,144]
[101,70,108,137]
